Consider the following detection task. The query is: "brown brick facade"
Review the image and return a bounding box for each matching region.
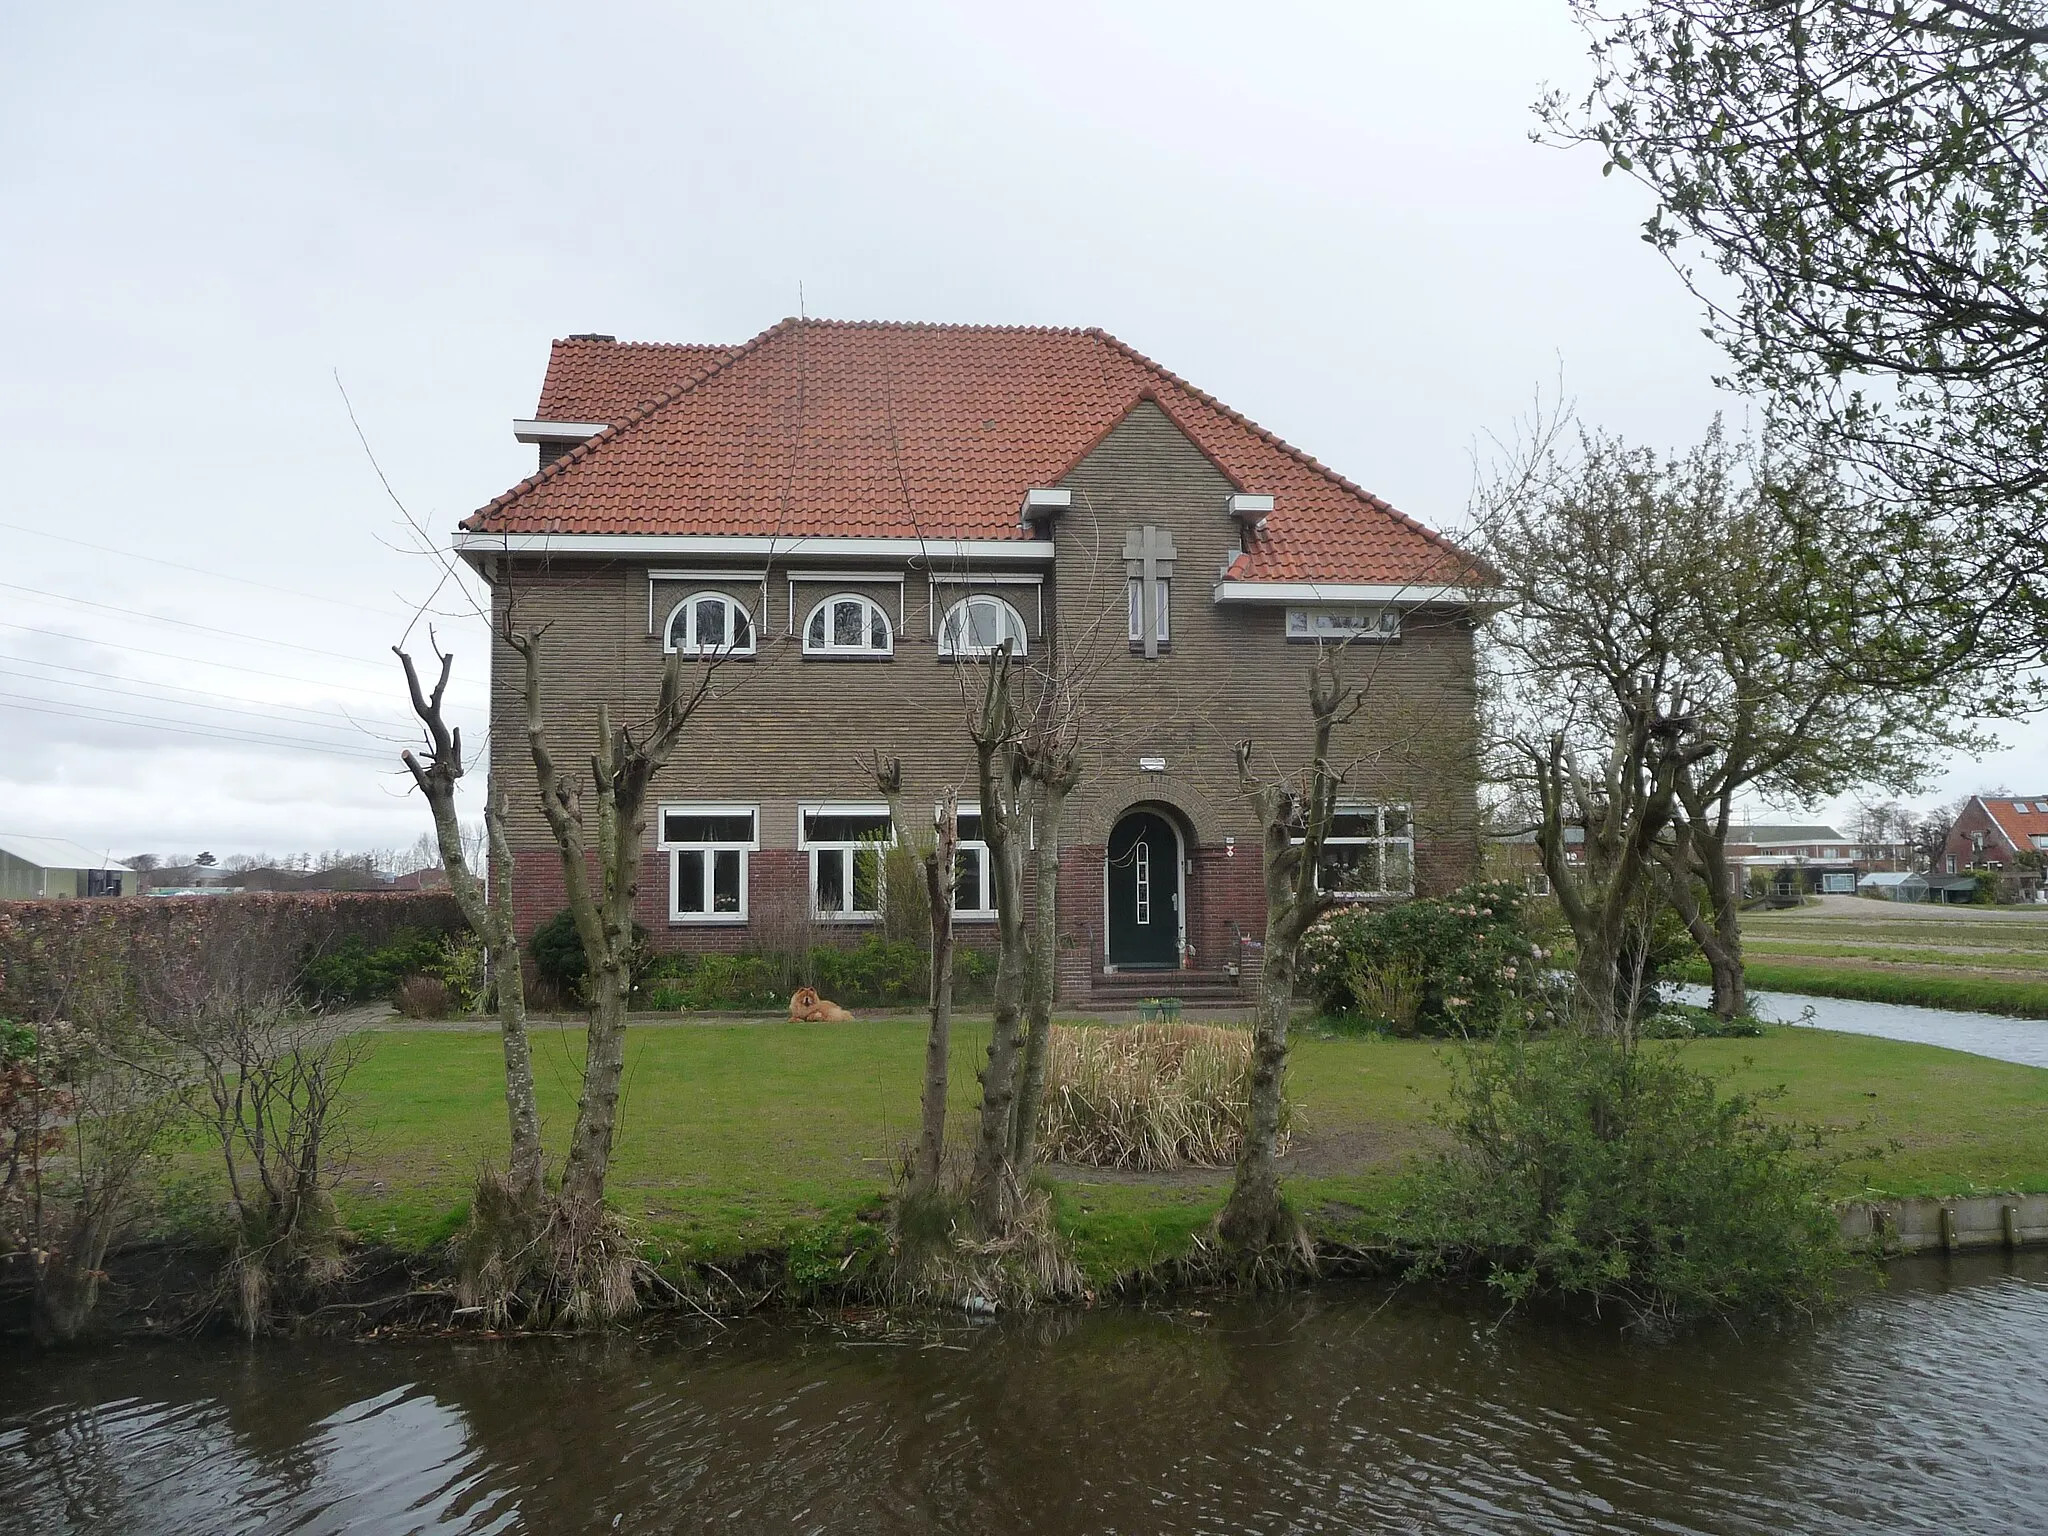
[484,402,1479,1001]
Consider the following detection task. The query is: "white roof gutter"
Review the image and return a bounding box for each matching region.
[453,531,1058,565]
[1211,579,1491,606]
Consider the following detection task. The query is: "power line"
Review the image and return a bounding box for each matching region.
[0,694,399,763]
[0,578,480,674]
[0,620,483,703]
[0,650,439,732]
[0,518,418,619]
[0,665,416,739]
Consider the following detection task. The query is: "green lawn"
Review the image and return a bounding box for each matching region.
[337,1018,2048,1280]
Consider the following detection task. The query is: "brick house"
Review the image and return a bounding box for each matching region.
[1941,794,2048,902]
[457,320,1484,1005]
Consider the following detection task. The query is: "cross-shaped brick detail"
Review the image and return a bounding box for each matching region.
[1122,525,1177,659]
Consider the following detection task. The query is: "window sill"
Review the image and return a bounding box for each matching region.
[672,913,749,925]
[664,649,758,661]
[813,912,882,924]
[953,910,998,924]
[800,652,895,662]
[1127,643,1173,655]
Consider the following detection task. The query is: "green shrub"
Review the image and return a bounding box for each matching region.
[1298,880,1556,1036]
[300,926,446,1005]
[633,936,999,1012]
[529,909,588,992]
[1395,1030,1847,1329]
[529,909,651,1000]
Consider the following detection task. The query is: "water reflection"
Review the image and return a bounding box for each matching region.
[5,1255,2044,1534]
[1673,983,2048,1066]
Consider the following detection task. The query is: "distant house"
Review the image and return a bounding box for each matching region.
[1941,795,2048,902]
[0,835,132,900]
[1857,870,1929,903]
[1723,824,1874,895]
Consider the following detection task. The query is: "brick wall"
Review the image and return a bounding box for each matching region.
[484,399,1481,955]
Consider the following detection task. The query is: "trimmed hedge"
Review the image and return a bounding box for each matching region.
[0,891,466,1016]
[641,937,998,1012]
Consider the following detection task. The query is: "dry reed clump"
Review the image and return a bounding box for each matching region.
[1038,1023,1290,1170]
[881,1183,1084,1312]
[454,1169,644,1329]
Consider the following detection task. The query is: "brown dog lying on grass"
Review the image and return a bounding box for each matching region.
[787,986,854,1022]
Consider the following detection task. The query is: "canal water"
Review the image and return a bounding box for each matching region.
[4,1253,2045,1534]
[1672,984,2048,1068]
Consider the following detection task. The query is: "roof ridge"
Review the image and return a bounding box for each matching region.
[550,338,735,353]
[1087,328,1483,580]
[465,319,801,530]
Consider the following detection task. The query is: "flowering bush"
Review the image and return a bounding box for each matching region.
[1298,880,1559,1036]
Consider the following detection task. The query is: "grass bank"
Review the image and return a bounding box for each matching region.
[333,1018,2048,1285]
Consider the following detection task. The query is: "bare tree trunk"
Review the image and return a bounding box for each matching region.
[484,791,545,1207]
[967,648,1032,1231]
[912,792,958,1199]
[1009,773,1070,1176]
[397,647,545,1210]
[1219,656,1353,1250]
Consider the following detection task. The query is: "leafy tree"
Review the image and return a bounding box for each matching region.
[1543,1,2048,675]
[1479,420,1983,1020]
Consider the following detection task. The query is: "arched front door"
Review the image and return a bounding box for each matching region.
[1106,809,1182,970]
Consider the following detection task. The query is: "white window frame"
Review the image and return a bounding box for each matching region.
[937,594,1029,659]
[663,591,757,658]
[1127,576,1171,648]
[802,593,894,658]
[800,802,895,921]
[657,803,758,924]
[942,803,998,922]
[1306,803,1416,898]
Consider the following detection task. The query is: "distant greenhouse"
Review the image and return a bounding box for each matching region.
[1857,870,1929,903]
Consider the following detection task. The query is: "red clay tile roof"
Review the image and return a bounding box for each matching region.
[1981,795,2048,854]
[535,338,733,421]
[471,319,1479,588]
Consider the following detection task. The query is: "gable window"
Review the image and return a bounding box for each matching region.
[938,595,1028,659]
[659,804,757,923]
[665,592,755,657]
[951,805,997,920]
[803,594,893,657]
[1127,578,1171,650]
[1312,804,1414,897]
[801,803,893,920]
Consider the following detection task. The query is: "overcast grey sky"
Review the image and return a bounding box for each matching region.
[1,1,2036,861]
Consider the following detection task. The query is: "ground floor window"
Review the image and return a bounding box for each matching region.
[951,805,996,919]
[801,803,893,920]
[1314,804,1414,896]
[659,804,757,922]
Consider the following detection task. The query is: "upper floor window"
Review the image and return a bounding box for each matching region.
[938,595,1028,659]
[803,593,893,657]
[665,592,755,657]
[801,803,893,920]
[1127,578,1171,650]
[1312,804,1414,897]
[658,803,758,923]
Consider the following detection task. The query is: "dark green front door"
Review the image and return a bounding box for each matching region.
[1106,811,1180,969]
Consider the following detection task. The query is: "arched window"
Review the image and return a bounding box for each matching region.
[937,594,1028,658]
[803,593,893,657]
[665,592,755,657]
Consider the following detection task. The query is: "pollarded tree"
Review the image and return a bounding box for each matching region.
[1218,650,1363,1250]
[1543,0,2048,676]
[395,643,544,1213]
